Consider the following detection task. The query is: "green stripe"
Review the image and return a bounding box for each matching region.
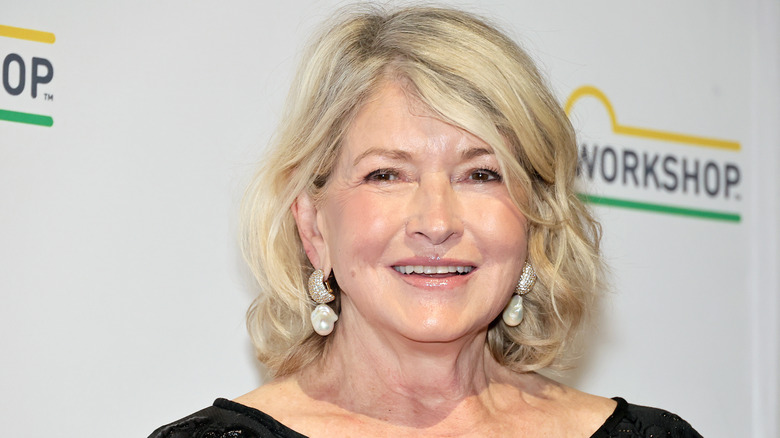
[0,109,53,127]
[578,194,741,223]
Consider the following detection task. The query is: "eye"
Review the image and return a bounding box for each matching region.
[364,168,400,182]
[468,168,502,182]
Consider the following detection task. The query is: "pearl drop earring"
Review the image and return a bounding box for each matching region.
[308,269,338,336]
[502,262,536,327]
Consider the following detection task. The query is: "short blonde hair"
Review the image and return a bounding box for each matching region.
[242,5,602,377]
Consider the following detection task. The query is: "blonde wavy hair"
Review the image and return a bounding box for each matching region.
[242,5,603,377]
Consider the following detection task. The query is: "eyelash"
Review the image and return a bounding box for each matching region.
[363,167,503,183]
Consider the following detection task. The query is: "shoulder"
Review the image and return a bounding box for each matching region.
[148,398,307,438]
[592,397,703,438]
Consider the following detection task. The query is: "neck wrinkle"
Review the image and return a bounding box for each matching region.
[298,310,509,429]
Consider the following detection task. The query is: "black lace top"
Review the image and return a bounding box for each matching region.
[149,397,702,438]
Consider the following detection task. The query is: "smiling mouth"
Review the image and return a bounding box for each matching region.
[393,265,474,275]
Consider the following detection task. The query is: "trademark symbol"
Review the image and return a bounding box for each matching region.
[44,93,53,101]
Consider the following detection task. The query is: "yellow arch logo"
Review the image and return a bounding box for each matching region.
[565,85,740,151]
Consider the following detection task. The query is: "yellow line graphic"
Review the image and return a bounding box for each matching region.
[564,85,740,151]
[0,24,55,44]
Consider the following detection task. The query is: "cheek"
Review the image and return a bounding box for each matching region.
[467,197,528,254]
[324,191,403,274]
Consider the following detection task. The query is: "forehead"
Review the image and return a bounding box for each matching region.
[342,82,494,161]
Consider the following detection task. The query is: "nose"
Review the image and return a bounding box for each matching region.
[406,173,463,245]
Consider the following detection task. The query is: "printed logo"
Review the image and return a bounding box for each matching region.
[0,24,55,127]
[566,86,742,223]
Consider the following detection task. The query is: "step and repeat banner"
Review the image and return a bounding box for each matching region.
[1,1,777,436]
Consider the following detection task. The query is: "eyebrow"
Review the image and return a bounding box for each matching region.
[352,146,494,166]
[461,147,494,160]
[352,147,412,166]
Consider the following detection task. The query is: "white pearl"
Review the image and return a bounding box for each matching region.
[502,294,524,327]
[311,304,338,336]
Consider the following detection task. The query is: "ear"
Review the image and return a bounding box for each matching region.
[291,192,330,274]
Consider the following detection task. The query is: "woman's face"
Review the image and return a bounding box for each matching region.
[300,83,528,343]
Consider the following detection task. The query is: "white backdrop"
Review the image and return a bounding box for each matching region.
[1,1,778,437]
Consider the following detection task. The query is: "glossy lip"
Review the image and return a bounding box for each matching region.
[390,257,477,289]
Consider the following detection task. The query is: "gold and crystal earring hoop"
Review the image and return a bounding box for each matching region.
[308,269,338,336]
[502,262,537,327]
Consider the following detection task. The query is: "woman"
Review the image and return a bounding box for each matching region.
[152,5,701,437]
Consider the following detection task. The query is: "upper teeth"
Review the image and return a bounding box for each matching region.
[393,265,473,274]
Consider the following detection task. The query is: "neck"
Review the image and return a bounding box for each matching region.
[297,308,509,426]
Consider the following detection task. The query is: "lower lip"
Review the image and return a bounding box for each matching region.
[391,268,473,289]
